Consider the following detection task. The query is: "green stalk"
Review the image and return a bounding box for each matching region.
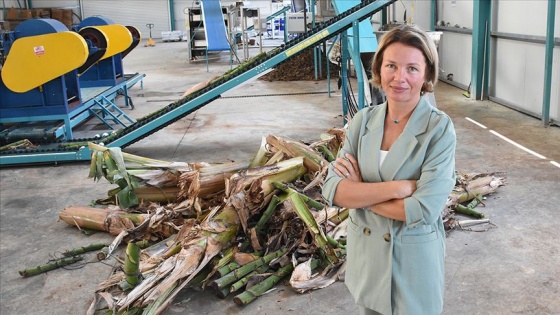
[467,194,483,209]
[124,242,141,287]
[328,208,349,225]
[0,139,35,151]
[19,256,83,277]
[274,182,339,264]
[142,283,176,315]
[266,135,326,172]
[215,261,240,278]
[233,263,294,305]
[209,248,287,290]
[255,194,284,235]
[316,144,336,162]
[249,138,269,168]
[62,243,108,257]
[88,142,170,166]
[229,264,270,293]
[271,182,323,210]
[455,204,485,219]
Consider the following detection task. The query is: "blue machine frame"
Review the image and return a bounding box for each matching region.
[0,17,144,142]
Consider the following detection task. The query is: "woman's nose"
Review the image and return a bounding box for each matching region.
[393,68,406,81]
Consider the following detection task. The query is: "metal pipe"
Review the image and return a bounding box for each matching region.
[341,34,349,125]
[352,21,364,109]
[542,0,556,126]
[435,25,472,35]
[430,0,436,31]
[312,0,318,80]
[326,34,339,98]
[169,0,175,31]
[491,31,560,46]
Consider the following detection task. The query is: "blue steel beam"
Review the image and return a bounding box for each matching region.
[542,0,556,126]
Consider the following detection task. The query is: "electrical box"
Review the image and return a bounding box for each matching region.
[286,12,311,33]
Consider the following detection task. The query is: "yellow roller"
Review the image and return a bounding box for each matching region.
[1,32,88,93]
[82,24,133,60]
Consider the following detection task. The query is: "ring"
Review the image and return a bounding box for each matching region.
[345,173,350,177]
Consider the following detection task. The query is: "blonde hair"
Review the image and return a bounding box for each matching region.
[370,24,439,94]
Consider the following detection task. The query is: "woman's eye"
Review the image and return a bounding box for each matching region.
[408,66,418,72]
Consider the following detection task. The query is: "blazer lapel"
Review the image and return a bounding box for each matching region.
[380,98,431,181]
[359,104,386,183]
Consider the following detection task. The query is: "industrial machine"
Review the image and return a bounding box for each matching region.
[0,17,144,143]
[184,1,231,62]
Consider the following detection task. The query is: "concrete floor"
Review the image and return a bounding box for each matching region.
[1,40,559,315]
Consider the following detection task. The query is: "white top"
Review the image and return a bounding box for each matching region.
[380,150,389,167]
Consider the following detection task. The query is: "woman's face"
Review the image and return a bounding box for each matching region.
[380,42,427,106]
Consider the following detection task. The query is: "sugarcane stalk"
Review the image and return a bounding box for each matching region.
[467,194,483,209]
[0,139,35,151]
[58,206,147,235]
[254,194,284,235]
[271,182,323,210]
[132,186,179,203]
[233,263,294,306]
[250,137,270,168]
[209,248,287,290]
[19,256,83,277]
[266,135,326,172]
[215,261,241,278]
[458,218,491,227]
[316,144,336,162]
[229,264,270,293]
[455,204,485,219]
[448,183,501,206]
[97,246,109,261]
[326,234,345,249]
[62,243,108,257]
[273,182,339,264]
[142,283,177,315]
[215,285,233,299]
[124,242,141,287]
[88,142,170,166]
[328,208,349,225]
[135,240,150,249]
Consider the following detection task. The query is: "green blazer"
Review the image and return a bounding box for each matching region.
[322,98,456,314]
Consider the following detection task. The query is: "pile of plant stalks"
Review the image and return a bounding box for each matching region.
[259,48,340,81]
[57,127,504,315]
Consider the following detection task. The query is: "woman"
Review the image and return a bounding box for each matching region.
[322,24,456,315]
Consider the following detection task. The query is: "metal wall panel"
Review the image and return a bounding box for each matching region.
[492,0,559,122]
[492,40,546,110]
[439,32,472,87]
[82,0,170,39]
[436,0,473,89]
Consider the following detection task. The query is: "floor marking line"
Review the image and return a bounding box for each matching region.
[551,161,560,169]
[489,130,547,160]
[465,117,487,129]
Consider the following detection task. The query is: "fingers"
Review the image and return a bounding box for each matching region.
[332,153,359,180]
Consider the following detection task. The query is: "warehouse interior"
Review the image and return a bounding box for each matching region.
[0,0,559,314]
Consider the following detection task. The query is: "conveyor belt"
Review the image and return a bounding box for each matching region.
[201,0,231,51]
[0,0,396,167]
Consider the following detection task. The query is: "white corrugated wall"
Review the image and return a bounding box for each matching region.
[82,0,170,39]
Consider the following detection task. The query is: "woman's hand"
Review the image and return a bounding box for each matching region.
[333,153,362,182]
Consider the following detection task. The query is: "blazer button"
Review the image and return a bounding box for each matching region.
[363,227,371,236]
[383,233,391,242]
